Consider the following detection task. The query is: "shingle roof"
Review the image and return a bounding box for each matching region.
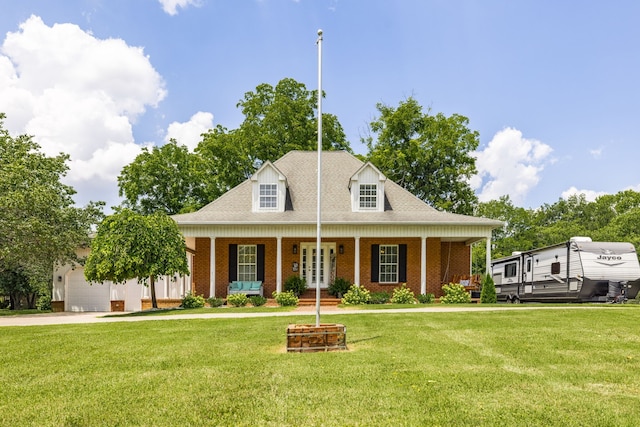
[173,150,502,227]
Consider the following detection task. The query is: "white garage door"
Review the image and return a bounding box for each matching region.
[67,269,111,312]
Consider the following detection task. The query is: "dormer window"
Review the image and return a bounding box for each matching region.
[350,162,386,212]
[359,184,378,210]
[259,184,278,209]
[251,161,287,212]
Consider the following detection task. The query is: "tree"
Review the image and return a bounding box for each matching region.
[84,209,189,309]
[197,77,351,193]
[365,98,479,214]
[480,273,497,304]
[118,140,207,215]
[0,113,103,309]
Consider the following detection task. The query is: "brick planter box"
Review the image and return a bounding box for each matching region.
[286,323,347,353]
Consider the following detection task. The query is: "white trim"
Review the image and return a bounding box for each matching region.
[354,236,360,285]
[276,236,282,293]
[421,236,427,295]
[209,237,216,297]
[179,224,496,239]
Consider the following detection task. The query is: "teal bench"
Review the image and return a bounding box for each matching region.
[228,281,263,297]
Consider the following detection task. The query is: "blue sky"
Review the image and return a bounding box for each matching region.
[1,0,639,211]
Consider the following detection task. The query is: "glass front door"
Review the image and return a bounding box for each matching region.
[301,243,335,289]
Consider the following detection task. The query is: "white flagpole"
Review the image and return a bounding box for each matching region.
[315,29,323,327]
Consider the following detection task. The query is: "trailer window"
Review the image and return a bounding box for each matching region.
[526,259,532,272]
[551,262,561,275]
[504,262,517,278]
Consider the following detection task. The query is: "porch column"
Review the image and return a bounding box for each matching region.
[485,236,492,275]
[354,236,361,285]
[276,236,282,293]
[421,236,427,295]
[209,237,216,298]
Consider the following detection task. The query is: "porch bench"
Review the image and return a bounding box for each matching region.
[228,281,263,297]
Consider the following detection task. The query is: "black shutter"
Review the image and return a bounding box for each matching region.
[257,244,265,281]
[371,244,379,282]
[399,244,407,283]
[228,244,237,282]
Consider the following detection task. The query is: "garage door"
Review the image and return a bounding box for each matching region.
[67,269,111,312]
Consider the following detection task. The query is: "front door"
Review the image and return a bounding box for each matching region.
[301,243,335,289]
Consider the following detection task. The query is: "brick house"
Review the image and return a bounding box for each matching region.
[173,150,502,300]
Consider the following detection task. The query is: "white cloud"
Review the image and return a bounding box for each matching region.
[158,0,202,16]
[561,187,608,202]
[165,111,213,151]
[0,15,166,209]
[471,127,553,205]
[589,147,603,159]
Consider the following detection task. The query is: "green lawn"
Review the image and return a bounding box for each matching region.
[2,307,640,426]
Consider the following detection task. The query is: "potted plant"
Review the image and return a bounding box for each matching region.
[328,277,352,299]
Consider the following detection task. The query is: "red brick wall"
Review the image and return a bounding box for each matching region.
[360,238,422,295]
[440,242,471,284]
[190,236,472,299]
[426,238,442,296]
[194,238,210,298]
[214,238,277,298]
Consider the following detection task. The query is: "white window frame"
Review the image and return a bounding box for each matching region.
[359,184,378,210]
[259,183,278,210]
[379,244,398,284]
[238,245,257,281]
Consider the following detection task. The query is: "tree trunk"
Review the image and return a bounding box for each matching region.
[150,275,158,309]
[9,293,19,310]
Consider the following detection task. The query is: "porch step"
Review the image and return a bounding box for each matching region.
[298,298,341,307]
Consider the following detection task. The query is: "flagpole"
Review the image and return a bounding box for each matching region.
[315,29,323,327]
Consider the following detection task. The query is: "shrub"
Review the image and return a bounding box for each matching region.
[369,291,390,304]
[480,273,497,304]
[284,275,307,297]
[272,291,299,307]
[341,284,370,305]
[249,295,267,307]
[181,292,205,308]
[207,297,225,307]
[390,283,416,304]
[328,277,352,297]
[227,293,248,307]
[417,293,435,304]
[440,283,471,304]
[36,294,51,311]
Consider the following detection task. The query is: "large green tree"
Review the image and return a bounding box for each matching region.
[118,140,207,215]
[84,209,189,309]
[197,77,351,195]
[117,78,351,213]
[472,190,640,273]
[365,98,479,214]
[0,113,103,309]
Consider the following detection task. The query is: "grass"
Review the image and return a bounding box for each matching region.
[2,307,640,426]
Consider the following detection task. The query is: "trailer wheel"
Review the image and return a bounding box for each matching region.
[505,296,513,304]
[513,296,521,304]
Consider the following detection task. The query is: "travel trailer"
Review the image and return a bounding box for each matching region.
[491,237,640,303]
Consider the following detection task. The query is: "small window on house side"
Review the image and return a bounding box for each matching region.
[379,245,398,283]
[259,184,277,209]
[359,184,377,210]
[238,245,257,281]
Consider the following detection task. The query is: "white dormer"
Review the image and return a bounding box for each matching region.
[251,161,288,212]
[349,162,386,212]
